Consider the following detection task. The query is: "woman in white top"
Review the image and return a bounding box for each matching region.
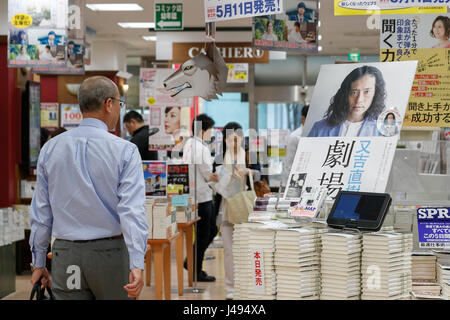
[261,20,279,41]
[213,122,261,299]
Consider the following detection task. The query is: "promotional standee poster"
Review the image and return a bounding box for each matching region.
[286,61,418,200]
[380,14,450,127]
[148,106,191,151]
[61,104,82,129]
[334,0,448,16]
[8,0,85,74]
[139,68,193,107]
[143,161,168,198]
[205,0,283,23]
[417,207,450,249]
[167,164,190,195]
[40,102,58,129]
[253,0,318,54]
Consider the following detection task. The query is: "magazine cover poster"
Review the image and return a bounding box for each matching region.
[285,136,398,200]
[253,0,318,54]
[302,61,418,138]
[380,14,450,127]
[143,161,167,198]
[148,106,191,151]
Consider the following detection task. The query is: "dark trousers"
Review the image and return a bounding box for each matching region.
[194,200,215,275]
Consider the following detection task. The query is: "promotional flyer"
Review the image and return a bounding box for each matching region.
[253,0,318,54]
[143,161,168,198]
[205,0,283,22]
[40,102,58,129]
[148,106,191,151]
[417,207,450,249]
[334,0,447,16]
[380,14,450,127]
[60,104,82,129]
[167,164,190,195]
[139,68,193,107]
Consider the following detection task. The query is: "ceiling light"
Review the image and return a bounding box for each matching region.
[118,22,155,29]
[86,3,143,11]
[142,36,157,41]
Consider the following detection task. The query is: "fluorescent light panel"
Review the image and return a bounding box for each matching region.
[86,3,143,11]
[142,36,157,41]
[118,22,155,29]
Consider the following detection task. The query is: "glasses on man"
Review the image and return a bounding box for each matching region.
[107,97,125,108]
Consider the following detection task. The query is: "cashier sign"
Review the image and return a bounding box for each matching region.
[417,207,450,249]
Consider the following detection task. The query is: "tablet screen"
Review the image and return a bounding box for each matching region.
[332,193,387,221]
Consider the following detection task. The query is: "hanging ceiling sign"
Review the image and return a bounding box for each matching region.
[204,0,283,22]
[172,42,269,63]
[155,2,183,30]
[334,0,448,15]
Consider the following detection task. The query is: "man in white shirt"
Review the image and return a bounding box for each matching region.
[39,45,54,61]
[182,114,218,281]
[282,105,309,186]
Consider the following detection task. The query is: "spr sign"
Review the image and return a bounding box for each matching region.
[417,207,450,249]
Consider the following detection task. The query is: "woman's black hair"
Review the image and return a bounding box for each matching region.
[324,65,386,127]
[221,122,243,157]
[165,106,178,114]
[430,16,450,39]
[384,112,395,124]
[40,128,51,148]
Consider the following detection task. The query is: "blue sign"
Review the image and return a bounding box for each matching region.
[172,195,189,207]
[417,207,450,249]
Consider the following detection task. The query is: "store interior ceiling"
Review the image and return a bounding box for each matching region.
[86,0,381,58]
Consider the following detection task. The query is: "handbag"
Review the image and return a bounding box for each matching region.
[30,277,55,300]
[224,170,256,224]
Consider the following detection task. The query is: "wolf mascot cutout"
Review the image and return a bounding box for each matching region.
[162,42,228,101]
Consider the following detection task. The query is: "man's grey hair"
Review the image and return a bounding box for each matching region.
[78,76,118,112]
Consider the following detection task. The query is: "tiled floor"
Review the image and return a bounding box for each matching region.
[2,242,227,300]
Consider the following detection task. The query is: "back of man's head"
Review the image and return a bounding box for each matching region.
[192,114,215,136]
[124,110,144,123]
[78,76,118,113]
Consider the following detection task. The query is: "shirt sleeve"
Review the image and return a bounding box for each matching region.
[29,147,53,268]
[196,143,213,182]
[117,145,149,270]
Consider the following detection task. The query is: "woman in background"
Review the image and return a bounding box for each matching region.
[213,122,261,300]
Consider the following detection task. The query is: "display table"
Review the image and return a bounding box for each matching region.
[145,232,182,300]
[177,217,201,287]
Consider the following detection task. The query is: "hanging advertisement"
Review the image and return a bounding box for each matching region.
[334,0,448,16]
[61,104,82,129]
[40,103,58,129]
[29,82,41,168]
[167,164,190,195]
[32,0,86,74]
[302,61,418,138]
[380,14,450,127]
[148,106,191,151]
[226,63,249,83]
[204,0,283,23]
[8,0,68,68]
[253,0,318,54]
[287,61,418,200]
[139,68,193,107]
[143,161,168,198]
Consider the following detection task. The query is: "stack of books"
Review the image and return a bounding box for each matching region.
[232,222,263,300]
[151,201,177,239]
[274,228,325,300]
[437,264,450,289]
[442,281,450,300]
[412,252,437,283]
[361,232,413,300]
[434,250,450,266]
[320,233,362,300]
[246,225,277,300]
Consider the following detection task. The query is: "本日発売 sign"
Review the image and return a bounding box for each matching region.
[251,248,266,294]
[334,0,448,15]
[205,0,283,22]
[155,3,183,30]
[417,207,450,249]
[380,13,450,127]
